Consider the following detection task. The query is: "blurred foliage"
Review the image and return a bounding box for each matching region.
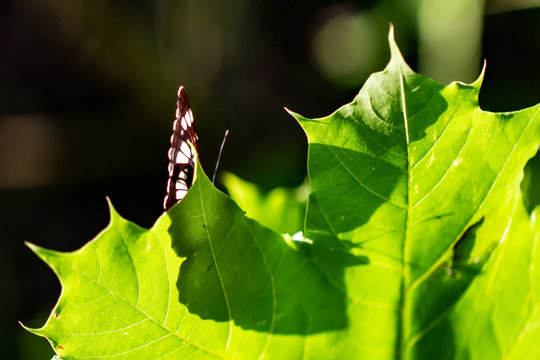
[418,0,485,84]
[1,0,540,358]
[222,172,308,235]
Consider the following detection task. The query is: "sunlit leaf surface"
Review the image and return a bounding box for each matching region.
[27,28,540,359]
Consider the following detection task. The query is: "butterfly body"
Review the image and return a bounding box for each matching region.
[163,86,201,211]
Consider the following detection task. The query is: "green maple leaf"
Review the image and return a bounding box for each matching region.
[25,27,540,359]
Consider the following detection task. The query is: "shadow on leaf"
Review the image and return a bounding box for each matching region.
[166,169,360,334]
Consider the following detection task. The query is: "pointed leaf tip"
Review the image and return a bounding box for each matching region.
[18,320,38,335]
[387,24,412,73]
[195,156,205,182]
[284,107,307,128]
[388,24,400,61]
[284,107,301,119]
[25,241,41,253]
[25,241,63,272]
[388,23,394,42]
[105,196,122,226]
[18,321,44,339]
[25,241,54,259]
[471,60,487,89]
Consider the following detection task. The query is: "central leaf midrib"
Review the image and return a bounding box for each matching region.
[198,180,234,352]
[398,70,412,360]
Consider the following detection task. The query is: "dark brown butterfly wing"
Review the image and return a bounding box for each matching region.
[163,86,201,211]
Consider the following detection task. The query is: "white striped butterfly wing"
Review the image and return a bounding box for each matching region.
[163,86,201,211]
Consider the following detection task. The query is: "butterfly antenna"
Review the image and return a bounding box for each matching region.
[212,130,229,184]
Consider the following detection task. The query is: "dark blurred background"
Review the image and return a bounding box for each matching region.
[2,0,540,358]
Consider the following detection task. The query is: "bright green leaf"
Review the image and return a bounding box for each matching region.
[289,26,540,359]
[221,172,308,235]
[26,163,346,359]
[26,27,540,359]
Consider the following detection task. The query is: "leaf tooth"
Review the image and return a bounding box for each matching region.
[106,196,124,227]
[18,320,42,337]
[471,60,487,89]
[447,60,485,100]
[25,242,64,271]
[387,23,413,75]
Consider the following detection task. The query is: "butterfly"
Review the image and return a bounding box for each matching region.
[163,86,201,211]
